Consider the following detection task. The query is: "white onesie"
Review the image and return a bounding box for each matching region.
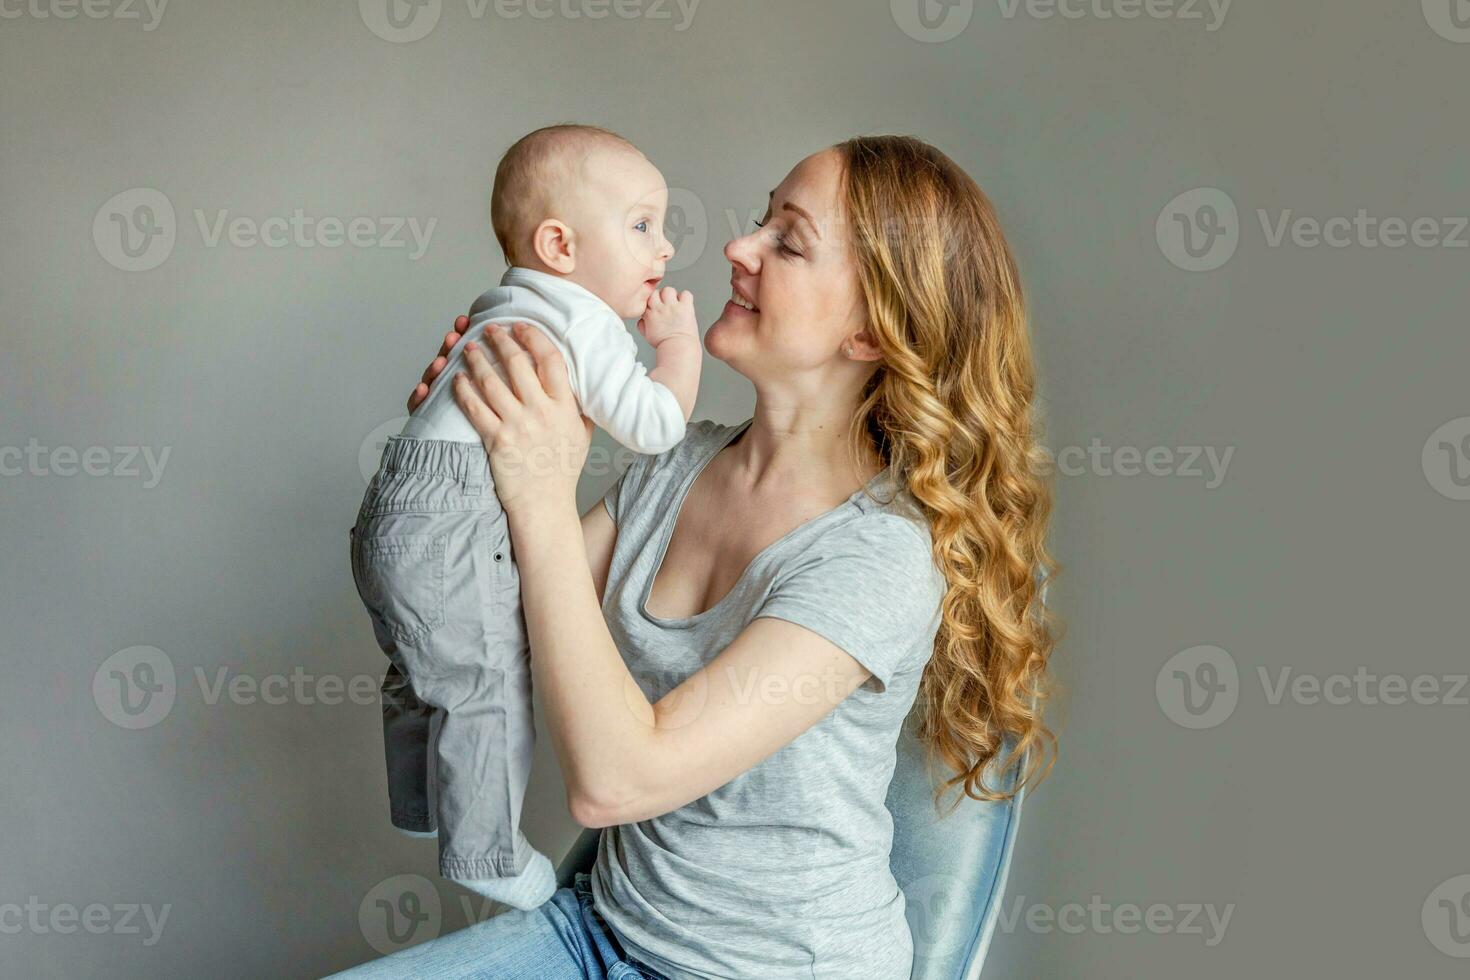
[408,266,687,454]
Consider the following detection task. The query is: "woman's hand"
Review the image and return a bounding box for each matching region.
[406,315,469,412]
[452,322,593,517]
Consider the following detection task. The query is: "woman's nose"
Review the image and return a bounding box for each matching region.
[724,232,760,274]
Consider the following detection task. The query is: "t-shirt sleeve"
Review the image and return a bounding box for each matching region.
[563,311,688,456]
[756,514,946,694]
[600,450,642,525]
[600,419,712,526]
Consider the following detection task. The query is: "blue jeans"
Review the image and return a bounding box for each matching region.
[327,873,671,979]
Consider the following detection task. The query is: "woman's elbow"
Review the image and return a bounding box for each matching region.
[566,771,625,828]
[569,772,664,828]
[568,789,619,829]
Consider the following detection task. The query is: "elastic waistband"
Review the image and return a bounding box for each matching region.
[379,436,490,493]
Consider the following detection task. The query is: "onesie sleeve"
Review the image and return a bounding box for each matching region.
[562,311,688,455]
[756,514,946,694]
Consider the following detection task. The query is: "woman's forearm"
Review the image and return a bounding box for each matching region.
[508,496,655,820]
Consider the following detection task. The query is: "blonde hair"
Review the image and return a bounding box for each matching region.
[835,135,1059,811]
[490,123,635,266]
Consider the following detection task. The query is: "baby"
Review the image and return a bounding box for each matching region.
[350,125,701,910]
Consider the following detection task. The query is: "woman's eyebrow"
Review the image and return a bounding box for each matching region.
[767,190,823,239]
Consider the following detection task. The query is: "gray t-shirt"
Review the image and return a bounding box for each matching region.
[591,417,947,980]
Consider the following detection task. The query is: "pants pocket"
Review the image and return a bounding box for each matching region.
[351,529,449,644]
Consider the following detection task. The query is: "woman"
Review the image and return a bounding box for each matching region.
[335,135,1056,979]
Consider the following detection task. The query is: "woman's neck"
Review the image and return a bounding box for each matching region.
[726,398,884,499]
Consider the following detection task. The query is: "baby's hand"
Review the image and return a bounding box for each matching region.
[637,286,698,347]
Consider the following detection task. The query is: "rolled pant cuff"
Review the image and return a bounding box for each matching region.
[440,853,524,879]
[391,810,436,834]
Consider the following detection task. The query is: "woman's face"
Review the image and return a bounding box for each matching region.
[704,149,872,379]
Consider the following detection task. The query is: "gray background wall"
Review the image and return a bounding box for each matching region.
[2,1,1467,977]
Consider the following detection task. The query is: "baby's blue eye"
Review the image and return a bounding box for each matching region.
[634,220,649,233]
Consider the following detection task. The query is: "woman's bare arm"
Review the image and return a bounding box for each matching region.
[580,498,617,605]
[510,497,872,829]
[582,618,874,827]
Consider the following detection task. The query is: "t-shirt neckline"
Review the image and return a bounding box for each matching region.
[636,417,893,629]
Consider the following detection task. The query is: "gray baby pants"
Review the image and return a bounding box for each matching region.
[350,436,539,880]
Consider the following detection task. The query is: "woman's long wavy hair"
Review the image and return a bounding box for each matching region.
[835,135,1059,812]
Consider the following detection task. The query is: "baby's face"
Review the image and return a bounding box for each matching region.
[563,147,676,318]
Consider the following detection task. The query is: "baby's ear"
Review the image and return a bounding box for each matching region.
[532,219,576,273]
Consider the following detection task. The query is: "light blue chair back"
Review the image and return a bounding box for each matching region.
[887,728,1027,979]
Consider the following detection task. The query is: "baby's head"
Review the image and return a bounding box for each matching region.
[491,124,674,318]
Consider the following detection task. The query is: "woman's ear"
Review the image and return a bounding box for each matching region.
[531,219,576,274]
[845,329,883,362]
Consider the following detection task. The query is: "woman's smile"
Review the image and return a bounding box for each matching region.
[725,282,760,315]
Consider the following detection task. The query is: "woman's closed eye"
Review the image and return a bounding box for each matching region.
[752,218,803,258]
